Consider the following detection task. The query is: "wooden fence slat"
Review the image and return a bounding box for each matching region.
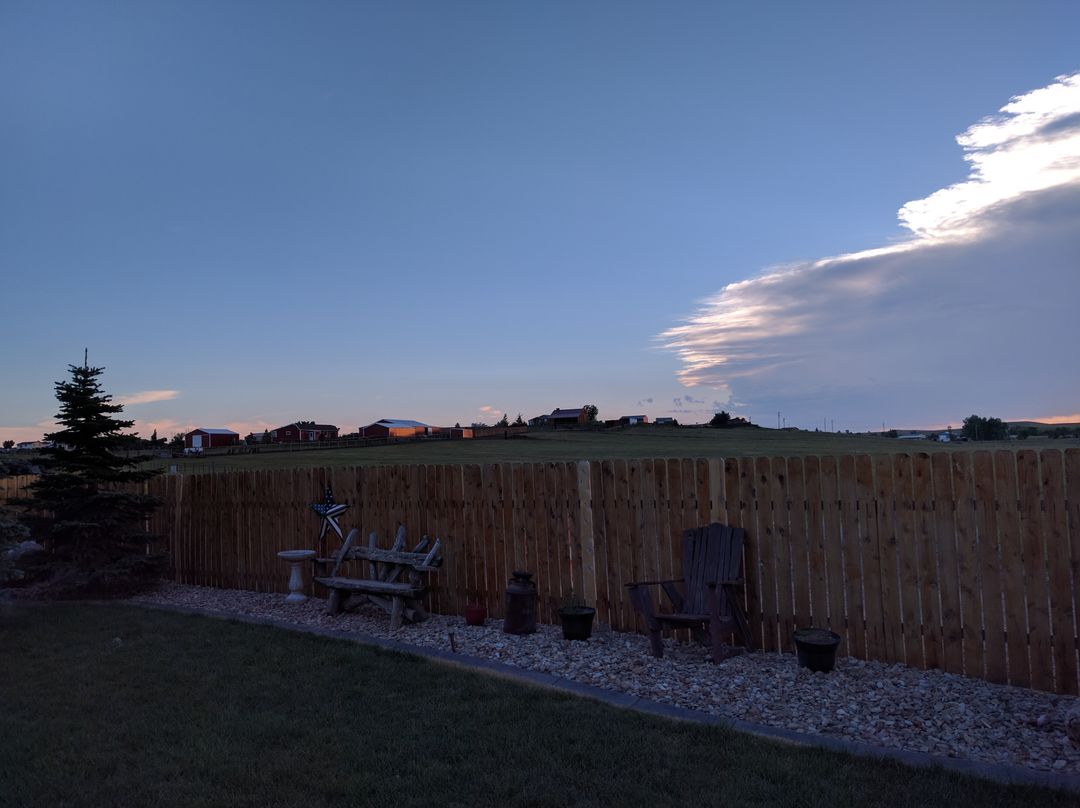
[755,456,781,653]
[656,459,676,607]
[588,460,610,626]
[950,454,983,678]
[856,455,884,661]
[530,462,550,624]
[803,456,828,629]
[696,457,712,527]
[598,460,621,629]
[819,456,847,643]
[735,457,763,650]
[486,463,503,613]
[547,462,564,615]
[640,460,661,621]
[892,453,923,668]
[930,452,963,675]
[1040,449,1077,695]
[994,450,1030,688]
[787,457,812,632]
[874,454,904,664]
[511,463,526,580]
[1017,450,1053,692]
[911,453,940,671]
[613,459,635,632]
[1063,449,1080,695]
[971,452,1005,684]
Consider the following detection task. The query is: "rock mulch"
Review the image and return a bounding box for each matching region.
[131,582,1080,776]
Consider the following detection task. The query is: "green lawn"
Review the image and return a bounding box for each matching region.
[0,603,1073,808]
[155,427,1077,474]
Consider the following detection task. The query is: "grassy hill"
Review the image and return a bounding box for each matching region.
[1007,420,1080,430]
[152,426,1080,474]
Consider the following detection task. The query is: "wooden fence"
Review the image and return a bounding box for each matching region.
[4,449,1079,695]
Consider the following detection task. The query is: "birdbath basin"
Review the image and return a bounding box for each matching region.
[278,549,316,603]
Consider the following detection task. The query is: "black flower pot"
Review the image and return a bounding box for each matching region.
[558,606,596,641]
[793,628,842,673]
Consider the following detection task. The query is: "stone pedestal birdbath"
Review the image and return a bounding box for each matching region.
[278,550,316,603]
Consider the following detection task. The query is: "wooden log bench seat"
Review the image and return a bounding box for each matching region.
[314,526,443,630]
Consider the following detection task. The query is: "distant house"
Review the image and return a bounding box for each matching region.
[619,415,649,425]
[184,428,240,450]
[360,419,434,439]
[16,440,50,451]
[270,421,339,443]
[897,433,927,440]
[654,417,676,426]
[526,407,587,428]
[550,408,586,425]
[450,427,474,439]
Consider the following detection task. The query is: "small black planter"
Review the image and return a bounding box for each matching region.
[558,606,596,641]
[793,628,842,673]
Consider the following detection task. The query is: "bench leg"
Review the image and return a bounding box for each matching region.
[407,598,428,622]
[326,589,343,615]
[389,596,405,630]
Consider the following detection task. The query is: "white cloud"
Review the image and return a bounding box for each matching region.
[117,389,180,406]
[661,73,1080,429]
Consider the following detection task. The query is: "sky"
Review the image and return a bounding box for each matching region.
[2,1,1079,442]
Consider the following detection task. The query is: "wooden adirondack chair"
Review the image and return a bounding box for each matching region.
[625,523,753,662]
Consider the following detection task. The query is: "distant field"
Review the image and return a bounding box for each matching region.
[151,427,1080,474]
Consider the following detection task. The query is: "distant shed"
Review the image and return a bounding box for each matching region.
[360,419,433,439]
[185,428,240,449]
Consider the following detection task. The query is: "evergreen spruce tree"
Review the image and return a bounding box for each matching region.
[28,356,164,595]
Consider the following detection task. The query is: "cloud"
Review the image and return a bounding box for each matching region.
[660,73,1080,429]
[117,390,180,406]
[637,397,654,406]
[1030,413,1080,424]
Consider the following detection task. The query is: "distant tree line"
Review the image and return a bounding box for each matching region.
[709,411,753,428]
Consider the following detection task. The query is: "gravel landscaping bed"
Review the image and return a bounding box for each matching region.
[131,582,1080,776]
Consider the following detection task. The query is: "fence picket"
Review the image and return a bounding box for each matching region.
[1017,450,1053,692]
[995,451,1030,688]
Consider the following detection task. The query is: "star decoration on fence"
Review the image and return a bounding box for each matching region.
[309,484,349,540]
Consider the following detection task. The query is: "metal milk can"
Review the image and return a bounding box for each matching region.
[502,570,537,635]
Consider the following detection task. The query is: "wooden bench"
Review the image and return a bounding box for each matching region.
[314,526,443,630]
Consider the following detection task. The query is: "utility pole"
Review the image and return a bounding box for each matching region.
[777,411,781,430]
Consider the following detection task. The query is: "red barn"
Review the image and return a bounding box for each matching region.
[269,421,339,443]
[184,428,240,450]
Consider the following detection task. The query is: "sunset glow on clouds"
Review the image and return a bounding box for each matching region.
[661,73,1080,430]
[116,390,180,406]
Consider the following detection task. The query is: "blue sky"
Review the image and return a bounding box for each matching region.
[3,1,1079,442]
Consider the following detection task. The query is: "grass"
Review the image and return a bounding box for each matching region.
[1,603,1074,808]
[154,426,1080,474]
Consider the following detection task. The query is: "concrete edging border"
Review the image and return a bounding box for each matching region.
[122,601,1080,795]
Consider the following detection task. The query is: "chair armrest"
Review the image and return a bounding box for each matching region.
[625,578,685,588]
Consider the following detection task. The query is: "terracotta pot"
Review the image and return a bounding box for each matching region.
[464,603,487,626]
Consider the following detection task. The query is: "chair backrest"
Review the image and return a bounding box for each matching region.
[682,523,745,615]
